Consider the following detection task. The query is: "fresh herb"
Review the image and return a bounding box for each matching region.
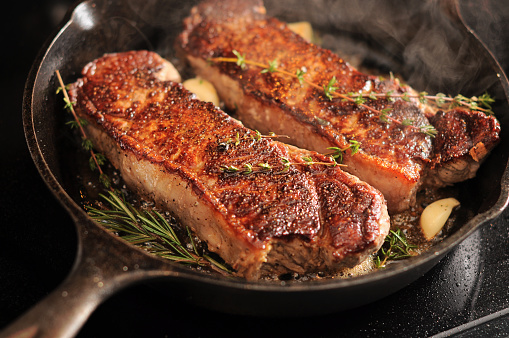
[56,70,112,189]
[296,68,307,85]
[209,51,496,137]
[258,162,272,170]
[220,130,289,149]
[375,229,417,268]
[87,191,231,274]
[217,128,347,175]
[56,70,231,275]
[220,162,278,175]
[419,125,439,138]
[232,50,247,69]
[323,76,338,101]
[220,165,241,173]
[326,140,360,164]
[220,153,345,176]
[261,59,278,74]
[379,108,393,124]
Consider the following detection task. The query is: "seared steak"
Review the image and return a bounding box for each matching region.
[68,50,390,279]
[176,0,500,212]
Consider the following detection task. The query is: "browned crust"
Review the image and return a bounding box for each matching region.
[425,108,501,186]
[68,50,390,279]
[177,0,432,213]
[430,108,500,168]
[176,0,501,212]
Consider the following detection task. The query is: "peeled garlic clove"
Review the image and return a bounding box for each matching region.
[183,77,220,107]
[155,59,181,83]
[287,21,313,42]
[420,198,460,240]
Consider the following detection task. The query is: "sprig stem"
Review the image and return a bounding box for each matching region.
[57,70,230,275]
[87,191,231,275]
[375,229,417,268]
[220,155,345,175]
[210,51,495,137]
[212,56,381,113]
[56,70,111,188]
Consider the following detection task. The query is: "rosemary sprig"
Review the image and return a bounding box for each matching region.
[375,229,417,268]
[209,51,496,137]
[87,191,231,275]
[57,70,231,275]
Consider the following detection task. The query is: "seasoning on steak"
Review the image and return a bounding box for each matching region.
[68,50,390,280]
[176,0,501,212]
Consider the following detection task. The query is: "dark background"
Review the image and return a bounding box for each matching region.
[1,0,509,337]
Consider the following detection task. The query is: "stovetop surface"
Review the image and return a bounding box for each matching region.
[1,0,508,337]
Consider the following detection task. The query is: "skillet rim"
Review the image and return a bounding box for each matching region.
[22,0,509,296]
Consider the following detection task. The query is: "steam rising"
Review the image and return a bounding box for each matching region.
[107,0,506,108]
[265,0,501,97]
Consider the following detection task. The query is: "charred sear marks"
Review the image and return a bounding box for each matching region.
[69,50,390,278]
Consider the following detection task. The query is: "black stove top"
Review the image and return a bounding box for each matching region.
[1,1,508,337]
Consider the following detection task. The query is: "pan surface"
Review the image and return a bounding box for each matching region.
[11,0,509,334]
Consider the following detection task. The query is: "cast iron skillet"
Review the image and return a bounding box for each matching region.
[4,0,509,337]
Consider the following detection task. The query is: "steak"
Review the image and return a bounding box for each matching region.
[176,0,501,212]
[68,50,390,280]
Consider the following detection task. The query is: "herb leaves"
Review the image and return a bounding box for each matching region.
[209,50,496,138]
[375,229,417,268]
[56,70,231,275]
[87,191,231,274]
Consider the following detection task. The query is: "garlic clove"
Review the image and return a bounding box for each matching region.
[420,198,460,240]
[287,21,313,42]
[183,77,220,107]
[156,59,181,83]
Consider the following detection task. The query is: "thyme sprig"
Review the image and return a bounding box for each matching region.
[344,91,495,116]
[326,140,360,164]
[55,70,112,189]
[209,51,496,137]
[87,191,231,275]
[220,154,345,175]
[217,125,355,175]
[218,130,356,175]
[221,130,289,148]
[375,229,417,268]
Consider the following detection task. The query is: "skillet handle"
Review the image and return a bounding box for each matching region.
[0,258,113,338]
[0,217,173,338]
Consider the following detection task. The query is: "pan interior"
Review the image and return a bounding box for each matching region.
[28,0,509,290]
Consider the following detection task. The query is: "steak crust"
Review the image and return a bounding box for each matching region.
[68,50,390,279]
[176,0,500,212]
